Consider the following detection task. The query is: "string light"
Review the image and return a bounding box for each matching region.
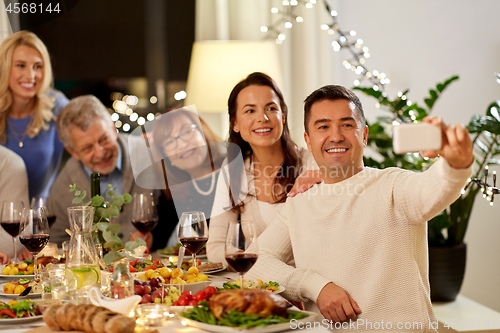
[261,0,388,92]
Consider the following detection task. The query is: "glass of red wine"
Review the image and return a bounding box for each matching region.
[178,211,208,268]
[19,207,50,279]
[225,221,258,289]
[1,201,24,264]
[31,197,56,227]
[131,192,158,239]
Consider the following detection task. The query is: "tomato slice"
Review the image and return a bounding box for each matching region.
[0,309,17,318]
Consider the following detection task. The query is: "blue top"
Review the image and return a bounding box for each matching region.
[82,144,124,198]
[4,90,69,199]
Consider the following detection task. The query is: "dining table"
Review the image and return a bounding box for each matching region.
[2,252,500,333]
[0,258,329,333]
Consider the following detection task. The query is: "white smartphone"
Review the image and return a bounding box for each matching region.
[392,123,442,154]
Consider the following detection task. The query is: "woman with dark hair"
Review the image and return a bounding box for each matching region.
[207,72,320,265]
[132,107,226,251]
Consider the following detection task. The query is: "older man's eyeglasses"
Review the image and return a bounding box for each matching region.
[163,124,198,151]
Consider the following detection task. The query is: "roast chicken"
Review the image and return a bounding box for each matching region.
[209,289,290,320]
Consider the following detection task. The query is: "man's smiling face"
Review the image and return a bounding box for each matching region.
[304,99,368,183]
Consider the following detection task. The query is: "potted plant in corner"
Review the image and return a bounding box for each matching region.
[354,74,500,301]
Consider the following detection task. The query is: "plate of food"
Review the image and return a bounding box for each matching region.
[197,262,226,274]
[179,289,317,333]
[0,261,35,279]
[220,280,284,294]
[0,300,42,323]
[0,280,42,298]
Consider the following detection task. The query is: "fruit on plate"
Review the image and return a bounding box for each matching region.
[136,266,209,284]
[134,278,181,305]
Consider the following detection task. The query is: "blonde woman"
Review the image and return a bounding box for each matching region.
[0,31,69,199]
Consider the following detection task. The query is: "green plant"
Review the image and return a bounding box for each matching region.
[69,184,145,264]
[354,75,500,246]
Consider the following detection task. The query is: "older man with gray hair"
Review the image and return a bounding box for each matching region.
[49,95,161,246]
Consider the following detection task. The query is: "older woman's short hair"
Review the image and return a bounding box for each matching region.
[57,95,112,149]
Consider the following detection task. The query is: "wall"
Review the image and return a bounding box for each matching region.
[334,0,500,312]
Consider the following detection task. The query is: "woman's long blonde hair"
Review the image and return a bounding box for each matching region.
[0,31,55,143]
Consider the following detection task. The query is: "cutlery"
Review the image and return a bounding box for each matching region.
[13,286,32,301]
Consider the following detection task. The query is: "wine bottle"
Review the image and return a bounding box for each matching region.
[91,172,101,197]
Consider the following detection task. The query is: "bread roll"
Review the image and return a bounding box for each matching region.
[42,304,62,331]
[42,303,137,333]
[104,315,136,333]
[91,310,116,333]
[56,303,76,331]
[83,305,108,333]
[74,304,93,331]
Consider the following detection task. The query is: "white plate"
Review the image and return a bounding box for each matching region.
[0,315,43,324]
[0,265,34,279]
[0,283,41,298]
[274,286,285,294]
[179,309,318,333]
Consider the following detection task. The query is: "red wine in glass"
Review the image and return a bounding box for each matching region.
[19,207,50,278]
[225,253,258,274]
[131,218,158,233]
[1,201,24,264]
[0,220,21,238]
[20,234,50,254]
[179,237,208,255]
[225,221,258,288]
[178,212,208,268]
[132,193,158,244]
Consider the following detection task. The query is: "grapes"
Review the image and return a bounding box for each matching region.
[133,279,181,304]
[150,278,159,288]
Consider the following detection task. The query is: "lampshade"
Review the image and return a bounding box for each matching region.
[185,41,284,113]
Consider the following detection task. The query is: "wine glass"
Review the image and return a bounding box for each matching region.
[31,197,56,227]
[1,201,24,264]
[131,192,158,241]
[225,221,258,289]
[178,212,208,268]
[19,207,50,278]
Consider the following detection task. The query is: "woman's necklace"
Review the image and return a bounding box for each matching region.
[192,173,216,196]
[7,121,27,148]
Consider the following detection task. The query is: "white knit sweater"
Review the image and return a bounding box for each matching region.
[0,146,30,257]
[246,158,471,332]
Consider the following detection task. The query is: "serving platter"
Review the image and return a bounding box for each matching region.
[179,309,318,333]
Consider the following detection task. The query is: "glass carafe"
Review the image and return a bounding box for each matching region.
[110,258,134,299]
[65,206,101,304]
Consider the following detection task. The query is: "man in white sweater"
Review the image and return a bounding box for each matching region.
[246,85,473,332]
